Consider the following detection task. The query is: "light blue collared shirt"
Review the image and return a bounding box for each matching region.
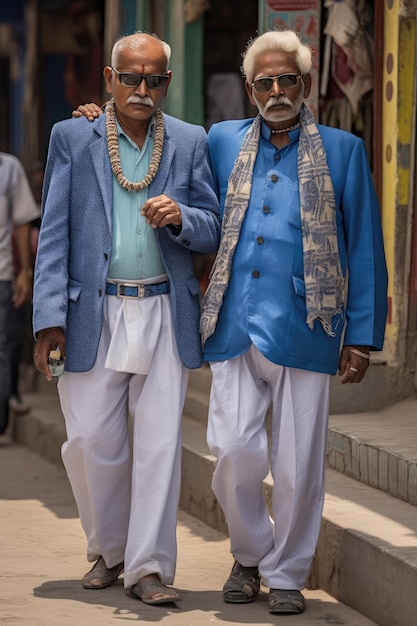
[107,118,165,280]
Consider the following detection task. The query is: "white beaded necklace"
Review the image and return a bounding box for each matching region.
[105,98,164,191]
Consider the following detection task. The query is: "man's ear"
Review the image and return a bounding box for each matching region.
[103,66,113,94]
[244,80,257,106]
[302,73,312,99]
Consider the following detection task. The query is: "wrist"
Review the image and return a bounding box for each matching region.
[19,268,33,278]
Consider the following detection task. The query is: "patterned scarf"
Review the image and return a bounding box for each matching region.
[200,103,344,346]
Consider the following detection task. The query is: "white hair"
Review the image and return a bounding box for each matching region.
[242,30,312,83]
[111,31,171,70]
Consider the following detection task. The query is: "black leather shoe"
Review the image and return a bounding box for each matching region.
[82,556,124,589]
[223,560,260,603]
[268,589,305,614]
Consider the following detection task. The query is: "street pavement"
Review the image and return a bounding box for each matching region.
[0,374,378,625]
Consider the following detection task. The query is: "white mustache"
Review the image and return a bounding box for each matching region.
[127,95,154,106]
[264,96,292,110]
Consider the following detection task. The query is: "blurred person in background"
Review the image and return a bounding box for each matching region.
[0,151,40,435]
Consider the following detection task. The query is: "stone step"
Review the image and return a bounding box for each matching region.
[181,414,417,626]
[183,385,209,426]
[186,366,417,508]
[327,398,417,507]
[188,364,212,395]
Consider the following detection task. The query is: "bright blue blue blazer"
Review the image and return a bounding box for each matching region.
[204,118,388,374]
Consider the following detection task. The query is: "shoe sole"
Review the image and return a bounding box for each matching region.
[223,591,258,603]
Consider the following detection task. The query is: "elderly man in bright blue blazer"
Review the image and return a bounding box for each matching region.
[33,33,219,605]
[200,30,388,616]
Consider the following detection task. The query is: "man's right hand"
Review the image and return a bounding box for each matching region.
[34,327,66,381]
[71,103,103,121]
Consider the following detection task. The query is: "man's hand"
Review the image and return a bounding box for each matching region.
[71,103,103,121]
[34,327,66,381]
[338,345,370,384]
[12,269,33,308]
[141,195,182,230]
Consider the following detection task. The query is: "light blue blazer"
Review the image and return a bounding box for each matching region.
[33,114,220,371]
[204,118,388,374]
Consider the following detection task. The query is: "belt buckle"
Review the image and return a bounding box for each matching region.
[115,283,144,299]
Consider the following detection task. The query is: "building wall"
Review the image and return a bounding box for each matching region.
[382,0,417,385]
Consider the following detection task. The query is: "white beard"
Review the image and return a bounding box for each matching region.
[252,89,304,123]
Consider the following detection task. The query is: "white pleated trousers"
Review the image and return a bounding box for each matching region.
[207,343,330,590]
[58,294,189,588]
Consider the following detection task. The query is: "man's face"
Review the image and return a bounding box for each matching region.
[245,50,310,123]
[103,41,171,125]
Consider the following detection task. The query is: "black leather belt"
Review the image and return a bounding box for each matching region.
[105,281,169,299]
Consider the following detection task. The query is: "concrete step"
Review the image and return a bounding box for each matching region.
[181,414,417,626]
[187,366,417,507]
[328,399,417,507]
[183,385,209,426]
[189,364,212,395]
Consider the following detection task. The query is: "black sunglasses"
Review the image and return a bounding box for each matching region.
[252,73,302,93]
[111,68,169,89]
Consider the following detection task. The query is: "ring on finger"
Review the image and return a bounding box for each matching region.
[349,366,359,373]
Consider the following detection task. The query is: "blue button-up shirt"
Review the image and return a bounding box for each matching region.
[107,118,165,280]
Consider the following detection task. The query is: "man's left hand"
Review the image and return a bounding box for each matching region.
[141,195,182,229]
[338,345,370,384]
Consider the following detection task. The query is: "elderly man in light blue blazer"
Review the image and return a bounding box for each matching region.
[33,32,220,605]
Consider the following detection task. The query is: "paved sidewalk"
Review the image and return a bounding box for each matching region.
[0,437,378,625]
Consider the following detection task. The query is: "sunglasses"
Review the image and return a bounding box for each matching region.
[251,73,302,92]
[111,68,169,89]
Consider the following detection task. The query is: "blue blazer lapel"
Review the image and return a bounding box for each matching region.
[90,117,113,232]
[150,115,175,195]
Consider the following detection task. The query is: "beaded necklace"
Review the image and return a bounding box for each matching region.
[270,121,301,135]
[105,98,164,191]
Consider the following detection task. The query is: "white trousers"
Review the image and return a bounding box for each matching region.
[207,343,330,590]
[58,294,189,588]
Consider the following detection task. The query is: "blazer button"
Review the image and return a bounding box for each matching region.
[181,239,190,246]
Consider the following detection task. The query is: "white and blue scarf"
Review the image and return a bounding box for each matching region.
[200,103,344,345]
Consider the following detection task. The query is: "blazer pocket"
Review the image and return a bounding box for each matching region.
[285,274,343,364]
[68,278,82,302]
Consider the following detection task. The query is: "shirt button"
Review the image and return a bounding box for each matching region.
[263,206,270,214]
[271,174,278,182]
[257,236,264,245]
[252,270,260,278]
